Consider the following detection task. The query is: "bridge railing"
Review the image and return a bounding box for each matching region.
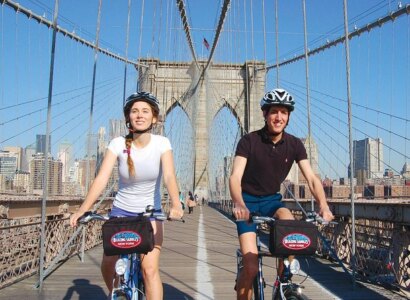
[208,199,410,294]
[0,212,106,289]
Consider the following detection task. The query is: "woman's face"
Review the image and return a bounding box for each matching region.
[128,101,157,131]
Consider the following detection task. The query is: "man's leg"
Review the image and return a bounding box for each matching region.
[237,232,258,300]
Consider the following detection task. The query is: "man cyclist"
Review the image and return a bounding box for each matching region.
[229,88,334,300]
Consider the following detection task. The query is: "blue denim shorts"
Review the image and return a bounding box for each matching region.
[236,192,284,236]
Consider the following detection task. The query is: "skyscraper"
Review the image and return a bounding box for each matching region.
[353,138,383,181]
[57,141,73,182]
[109,119,127,140]
[23,145,36,171]
[36,134,51,154]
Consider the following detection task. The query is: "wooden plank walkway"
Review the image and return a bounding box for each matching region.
[0,205,407,300]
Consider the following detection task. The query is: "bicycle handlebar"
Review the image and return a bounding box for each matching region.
[235,211,335,226]
[78,211,185,224]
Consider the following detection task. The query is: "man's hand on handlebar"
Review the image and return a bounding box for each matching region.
[233,203,250,221]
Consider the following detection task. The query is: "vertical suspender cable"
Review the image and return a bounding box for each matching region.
[123,0,132,104]
[262,0,267,81]
[39,0,59,289]
[137,0,145,91]
[302,0,314,211]
[342,0,356,287]
[275,0,279,87]
[86,0,102,194]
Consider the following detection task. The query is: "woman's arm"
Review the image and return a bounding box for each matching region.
[70,150,117,226]
[161,150,183,218]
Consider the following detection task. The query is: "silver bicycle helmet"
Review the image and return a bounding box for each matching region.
[260,88,295,112]
[123,91,160,117]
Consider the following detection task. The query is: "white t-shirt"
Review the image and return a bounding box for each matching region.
[108,134,172,213]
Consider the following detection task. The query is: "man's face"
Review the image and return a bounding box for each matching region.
[263,105,290,135]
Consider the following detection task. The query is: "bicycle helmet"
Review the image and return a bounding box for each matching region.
[260,88,295,112]
[123,91,160,117]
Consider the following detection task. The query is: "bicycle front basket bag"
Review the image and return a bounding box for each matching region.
[102,216,154,256]
[269,219,318,256]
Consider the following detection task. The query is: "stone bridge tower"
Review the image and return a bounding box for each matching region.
[137,58,266,197]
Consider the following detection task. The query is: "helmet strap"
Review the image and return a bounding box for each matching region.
[132,124,153,134]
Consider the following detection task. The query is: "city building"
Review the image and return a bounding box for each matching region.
[109,119,127,140]
[57,141,73,182]
[352,137,384,183]
[401,162,410,179]
[29,154,63,195]
[36,134,51,154]
[97,127,107,173]
[13,171,31,193]
[22,145,36,171]
[0,150,19,180]
[4,146,23,170]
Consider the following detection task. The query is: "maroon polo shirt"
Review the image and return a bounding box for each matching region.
[235,127,307,196]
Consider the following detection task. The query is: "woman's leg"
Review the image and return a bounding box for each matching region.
[101,254,118,293]
[141,220,164,300]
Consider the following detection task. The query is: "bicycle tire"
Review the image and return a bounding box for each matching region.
[112,289,131,300]
[283,287,304,300]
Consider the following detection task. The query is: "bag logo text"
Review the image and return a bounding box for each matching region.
[111,231,142,249]
[282,233,311,250]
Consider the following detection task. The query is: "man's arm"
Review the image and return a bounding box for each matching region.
[298,159,334,222]
[229,155,249,220]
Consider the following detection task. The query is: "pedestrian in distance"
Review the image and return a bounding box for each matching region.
[70,91,183,300]
[187,191,195,214]
[229,88,334,300]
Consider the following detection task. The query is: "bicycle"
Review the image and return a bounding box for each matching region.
[78,206,183,300]
[235,212,327,300]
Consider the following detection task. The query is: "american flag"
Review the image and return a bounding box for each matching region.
[203,38,210,50]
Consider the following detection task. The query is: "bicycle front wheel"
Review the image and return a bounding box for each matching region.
[282,287,304,300]
[137,278,145,300]
[112,289,131,300]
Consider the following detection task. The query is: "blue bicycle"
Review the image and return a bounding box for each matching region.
[79,206,181,300]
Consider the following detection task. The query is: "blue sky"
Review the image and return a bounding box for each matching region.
[0,0,409,179]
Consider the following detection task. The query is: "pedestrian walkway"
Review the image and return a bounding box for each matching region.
[0,205,406,299]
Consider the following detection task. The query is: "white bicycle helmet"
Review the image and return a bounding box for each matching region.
[123,91,160,117]
[260,88,295,112]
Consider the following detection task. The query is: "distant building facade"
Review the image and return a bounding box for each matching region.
[29,154,63,195]
[352,138,383,183]
[36,134,51,154]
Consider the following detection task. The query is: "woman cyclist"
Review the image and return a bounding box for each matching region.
[70,91,184,299]
[229,88,334,300]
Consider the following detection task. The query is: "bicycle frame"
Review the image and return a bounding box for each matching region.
[112,253,144,300]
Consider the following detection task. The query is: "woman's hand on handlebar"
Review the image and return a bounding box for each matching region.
[319,206,334,223]
[169,204,184,220]
[69,211,84,228]
[233,203,250,221]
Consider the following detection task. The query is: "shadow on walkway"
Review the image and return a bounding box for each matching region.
[62,279,107,300]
